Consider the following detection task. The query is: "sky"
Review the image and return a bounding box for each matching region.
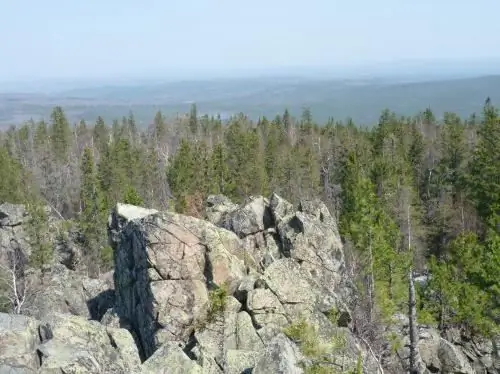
[1,0,500,83]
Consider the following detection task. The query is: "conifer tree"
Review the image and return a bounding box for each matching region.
[26,200,53,269]
[49,106,71,162]
[79,147,107,272]
[467,99,500,227]
[0,146,24,203]
[123,185,144,206]
[189,103,198,135]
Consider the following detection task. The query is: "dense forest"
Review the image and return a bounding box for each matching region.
[1,100,499,345]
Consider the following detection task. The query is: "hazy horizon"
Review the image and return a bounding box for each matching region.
[2,58,500,94]
[2,0,500,90]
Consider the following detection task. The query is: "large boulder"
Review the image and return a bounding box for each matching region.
[110,202,247,359]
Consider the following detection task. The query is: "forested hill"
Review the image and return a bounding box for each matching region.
[1,102,499,357]
[1,74,500,126]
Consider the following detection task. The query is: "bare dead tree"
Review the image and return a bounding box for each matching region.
[407,204,423,374]
[0,248,31,314]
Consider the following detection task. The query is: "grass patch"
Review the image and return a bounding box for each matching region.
[283,317,361,373]
[207,283,228,323]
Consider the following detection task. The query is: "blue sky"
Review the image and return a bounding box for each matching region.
[1,0,500,82]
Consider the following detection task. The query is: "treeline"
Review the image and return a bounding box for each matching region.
[1,101,499,339]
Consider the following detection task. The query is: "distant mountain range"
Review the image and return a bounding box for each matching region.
[0,74,499,128]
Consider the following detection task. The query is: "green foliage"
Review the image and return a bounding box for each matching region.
[206,284,228,322]
[467,100,500,226]
[123,186,144,206]
[79,147,109,272]
[422,232,500,336]
[340,151,408,320]
[100,246,114,268]
[26,202,53,268]
[49,106,71,162]
[3,101,500,345]
[0,269,10,313]
[386,331,404,355]
[0,146,25,203]
[284,319,358,374]
[189,103,198,135]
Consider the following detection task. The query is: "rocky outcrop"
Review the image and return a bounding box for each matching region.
[0,203,31,269]
[108,196,371,373]
[22,264,115,321]
[386,313,500,374]
[2,195,498,373]
[0,203,82,271]
[0,202,113,320]
[0,311,141,373]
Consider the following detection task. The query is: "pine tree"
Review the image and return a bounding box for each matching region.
[127,111,138,144]
[167,139,196,212]
[26,201,53,268]
[0,146,24,203]
[153,110,167,145]
[79,147,107,272]
[467,99,500,227]
[426,231,499,335]
[208,143,232,195]
[189,103,198,135]
[49,106,71,162]
[123,185,144,206]
[93,116,109,156]
[340,151,407,320]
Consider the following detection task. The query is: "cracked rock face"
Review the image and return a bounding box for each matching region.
[0,203,31,268]
[109,194,364,372]
[0,312,141,373]
[110,206,247,359]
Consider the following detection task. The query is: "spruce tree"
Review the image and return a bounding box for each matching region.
[79,147,108,272]
[467,99,500,227]
[49,106,71,162]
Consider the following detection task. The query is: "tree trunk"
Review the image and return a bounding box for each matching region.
[368,228,375,323]
[409,268,420,374]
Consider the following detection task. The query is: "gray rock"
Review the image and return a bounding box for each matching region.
[224,196,272,238]
[268,193,295,226]
[111,207,247,359]
[0,313,40,373]
[23,264,114,321]
[205,195,238,226]
[253,333,304,374]
[225,349,261,374]
[141,343,203,374]
[438,338,474,374]
[246,288,288,328]
[0,203,27,227]
[37,313,141,374]
[236,311,265,352]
